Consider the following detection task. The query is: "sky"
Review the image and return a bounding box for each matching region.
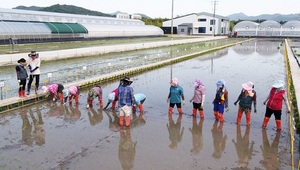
[1,0,299,18]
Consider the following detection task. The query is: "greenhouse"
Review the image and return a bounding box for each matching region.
[257,20,281,37]
[0,8,163,43]
[282,20,300,37]
[232,21,259,37]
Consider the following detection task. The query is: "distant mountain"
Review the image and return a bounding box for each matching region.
[14,4,113,17]
[228,12,300,21]
[14,5,45,11]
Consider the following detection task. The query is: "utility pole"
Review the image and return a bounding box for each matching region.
[171,0,174,39]
[212,0,218,37]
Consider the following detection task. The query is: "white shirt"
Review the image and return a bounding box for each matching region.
[27,57,41,75]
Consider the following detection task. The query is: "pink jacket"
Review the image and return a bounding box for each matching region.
[69,86,78,95]
[47,84,58,95]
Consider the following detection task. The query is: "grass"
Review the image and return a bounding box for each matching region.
[0,36,196,55]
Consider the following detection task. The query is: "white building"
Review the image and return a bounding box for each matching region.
[162,12,230,36]
[0,8,163,43]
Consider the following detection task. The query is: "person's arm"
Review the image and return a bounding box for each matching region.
[263,94,270,105]
[16,66,21,80]
[253,92,257,113]
[167,91,171,103]
[224,90,229,108]
[234,90,243,105]
[283,96,291,113]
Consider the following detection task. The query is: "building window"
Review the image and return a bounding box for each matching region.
[210,19,215,25]
[210,27,212,31]
[181,28,185,32]
[198,18,206,22]
[198,27,206,33]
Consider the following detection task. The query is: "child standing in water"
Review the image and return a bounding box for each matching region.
[16,58,28,98]
[190,79,206,118]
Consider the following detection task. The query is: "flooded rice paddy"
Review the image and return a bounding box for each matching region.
[1,38,242,98]
[0,39,297,169]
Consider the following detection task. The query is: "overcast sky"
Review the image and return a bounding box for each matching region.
[1,0,300,18]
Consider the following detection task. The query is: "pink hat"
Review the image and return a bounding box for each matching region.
[170,78,179,86]
[242,81,253,91]
[194,79,203,87]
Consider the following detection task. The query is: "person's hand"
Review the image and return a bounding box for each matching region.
[263,101,266,105]
[182,100,185,105]
[225,107,229,112]
[86,104,89,109]
[254,108,257,114]
[63,102,66,105]
[189,99,193,103]
[234,101,237,106]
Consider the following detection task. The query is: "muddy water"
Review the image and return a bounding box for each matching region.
[0,39,295,170]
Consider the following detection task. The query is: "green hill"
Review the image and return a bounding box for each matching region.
[15,4,113,17]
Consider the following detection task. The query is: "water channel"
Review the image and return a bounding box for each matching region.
[0,39,297,169]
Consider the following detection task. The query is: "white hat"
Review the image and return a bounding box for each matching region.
[272,80,285,88]
[108,92,115,102]
[62,89,70,98]
[41,86,48,94]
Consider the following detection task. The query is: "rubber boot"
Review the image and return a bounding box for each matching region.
[199,110,204,118]
[139,104,144,113]
[18,91,22,98]
[262,117,270,129]
[99,99,103,107]
[119,116,124,126]
[88,100,93,107]
[246,113,251,126]
[125,116,131,127]
[112,100,117,110]
[236,111,243,125]
[58,93,63,103]
[177,108,183,114]
[192,108,197,117]
[275,120,281,131]
[219,113,224,122]
[214,111,219,120]
[22,90,27,98]
[168,107,173,115]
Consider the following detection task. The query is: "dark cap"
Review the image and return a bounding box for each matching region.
[17,58,26,63]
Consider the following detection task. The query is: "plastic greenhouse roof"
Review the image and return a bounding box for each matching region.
[259,20,281,28]
[282,20,300,28]
[0,21,51,35]
[44,22,88,34]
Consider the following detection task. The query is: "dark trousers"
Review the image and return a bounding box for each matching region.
[27,74,40,92]
[19,79,27,91]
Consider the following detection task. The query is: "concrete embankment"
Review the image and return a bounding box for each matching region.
[0,38,252,113]
[285,39,300,117]
[0,36,228,66]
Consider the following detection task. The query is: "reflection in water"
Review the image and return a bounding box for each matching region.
[87,108,103,126]
[131,111,146,128]
[211,120,227,159]
[232,40,281,56]
[189,117,204,155]
[260,130,281,170]
[232,126,254,168]
[21,109,33,146]
[104,109,120,131]
[63,104,82,122]
[21,106,45,146]
[46,102,64,117]
[119,128,137,170]
[167,114,184,149]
